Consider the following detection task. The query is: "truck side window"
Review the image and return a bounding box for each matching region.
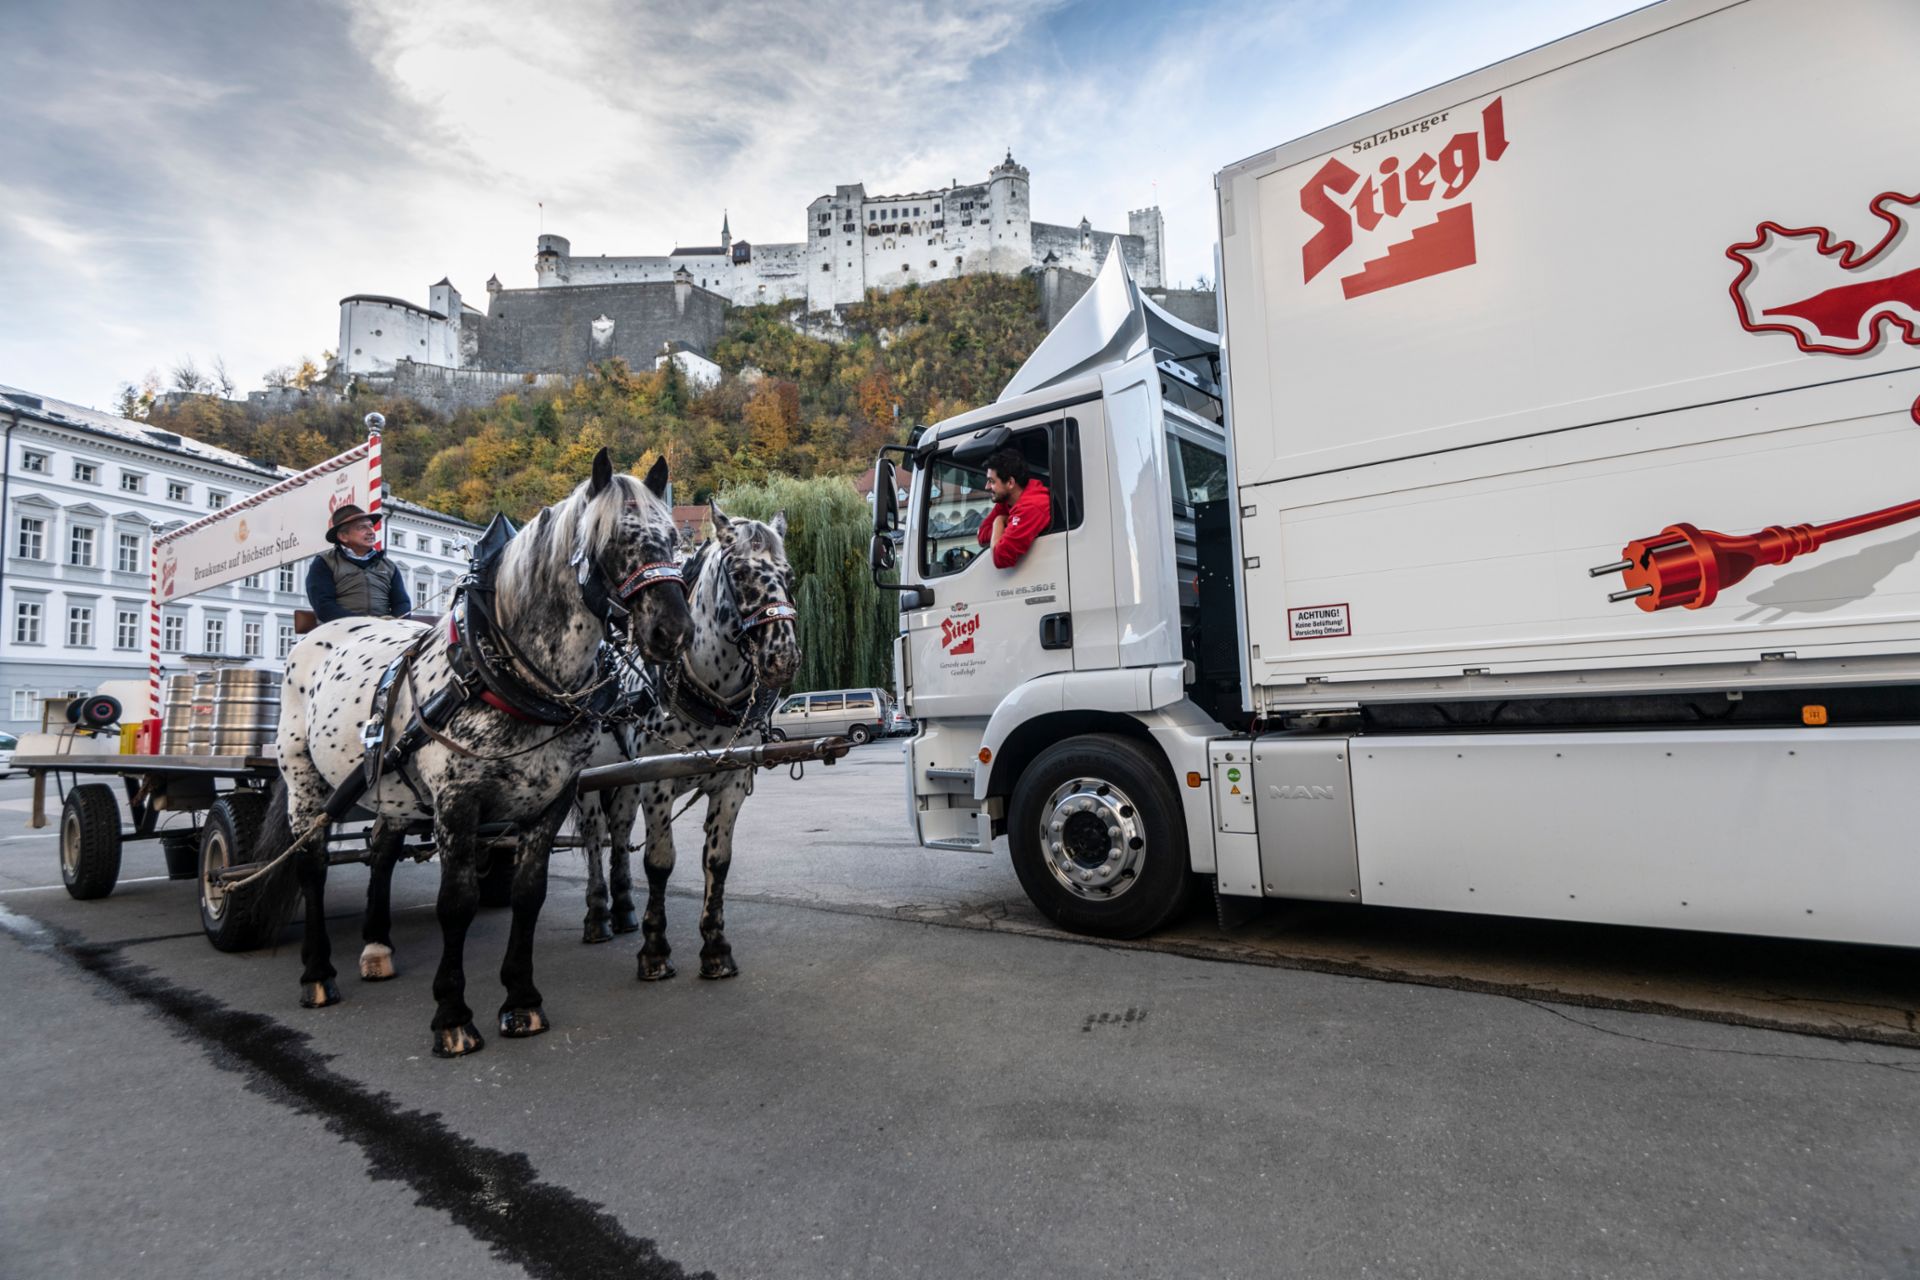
[919,421,1079,578]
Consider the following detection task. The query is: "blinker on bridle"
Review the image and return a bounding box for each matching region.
[716,549,797,645]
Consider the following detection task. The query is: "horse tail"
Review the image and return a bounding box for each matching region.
[219,776,306,941]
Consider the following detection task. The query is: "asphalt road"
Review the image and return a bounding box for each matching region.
[2,746,1918,1279]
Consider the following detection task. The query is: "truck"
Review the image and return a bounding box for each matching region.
[869,0,1920,945]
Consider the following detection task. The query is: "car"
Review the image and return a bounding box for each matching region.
[0,731,15,778]
[767,687,896,745]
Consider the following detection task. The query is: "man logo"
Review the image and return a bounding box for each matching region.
[1268,784,1336,800]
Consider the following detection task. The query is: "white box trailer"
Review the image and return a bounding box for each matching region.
[874,0,1920,947]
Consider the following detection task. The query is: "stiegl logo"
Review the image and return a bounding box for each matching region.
[1269,784,1336,800]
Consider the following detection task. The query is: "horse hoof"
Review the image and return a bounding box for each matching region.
[612,908,640,934]
[582,919,613,945]
[359,944,397,981]
[699,955,740,981]
[432,1024,485,1058]
[300,979,342,1008]
[499,1007,549,1038]
[636,955,676,982]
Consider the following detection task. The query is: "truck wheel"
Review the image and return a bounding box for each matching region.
[60,785,123,900]
[847,724,872,746]
[201,791,283,952]
[1007,735,1190,938]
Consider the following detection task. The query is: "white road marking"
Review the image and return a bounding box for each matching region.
[0,874,178,895]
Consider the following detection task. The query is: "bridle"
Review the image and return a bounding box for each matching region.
[711,546,798,647]
[573,530,687,637]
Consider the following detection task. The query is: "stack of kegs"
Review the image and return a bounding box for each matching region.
[157,670,282,757]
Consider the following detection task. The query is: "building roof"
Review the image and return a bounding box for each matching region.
[669,246,726,257]
[382,493,485,532]
[337,293,448,320]
[0,384,280,477]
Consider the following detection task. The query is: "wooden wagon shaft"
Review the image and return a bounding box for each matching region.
[574,734,851,793]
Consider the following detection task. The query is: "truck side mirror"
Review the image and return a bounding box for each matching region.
[872,458,900,537]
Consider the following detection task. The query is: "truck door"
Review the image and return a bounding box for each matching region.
[902,413,1081,722]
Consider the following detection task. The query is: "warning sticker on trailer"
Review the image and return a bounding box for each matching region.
[1288,603,1351,640]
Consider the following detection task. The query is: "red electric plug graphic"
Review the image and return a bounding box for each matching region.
[1592,498,1920,611]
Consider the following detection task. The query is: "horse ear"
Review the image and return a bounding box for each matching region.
[643,455,670,498]
[709,498,734,544]
[772,509,787,537]
[589,448,614,496]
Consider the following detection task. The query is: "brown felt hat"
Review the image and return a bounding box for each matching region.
[325,504,382,544]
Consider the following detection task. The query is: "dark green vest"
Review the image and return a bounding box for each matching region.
[321,548,398,618]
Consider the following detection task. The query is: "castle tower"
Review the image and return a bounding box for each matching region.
[427,277,463,367]
[535,234,571,286]
[721,210,732,251]
[486,274,502,295]
[1128,207,1166,288]
[986,149,1031,274]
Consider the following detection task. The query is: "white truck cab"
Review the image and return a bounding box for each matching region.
[874,0,1920,947]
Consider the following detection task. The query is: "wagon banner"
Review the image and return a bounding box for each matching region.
[145,431,382,717]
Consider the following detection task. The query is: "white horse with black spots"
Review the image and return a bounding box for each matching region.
[275,451,692,1057]
[576,503,801,979]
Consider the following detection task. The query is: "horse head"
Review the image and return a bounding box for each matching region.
[709,499,803,688]
[573,450,694,663]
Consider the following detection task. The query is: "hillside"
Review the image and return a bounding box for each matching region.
[139,273,1052,522]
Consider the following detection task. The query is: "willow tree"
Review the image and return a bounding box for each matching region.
[717,474,894,694]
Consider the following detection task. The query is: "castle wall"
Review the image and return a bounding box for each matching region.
[339,298,456,375]
[473,281,728,374]
[374,362,567,415]
[1032,224,1151,281]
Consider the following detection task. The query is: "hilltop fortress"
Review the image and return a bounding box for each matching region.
[335,154,1204,402]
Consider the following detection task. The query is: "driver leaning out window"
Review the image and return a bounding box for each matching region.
[978,448,1051,568]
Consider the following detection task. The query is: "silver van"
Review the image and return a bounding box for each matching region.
[768,687,897,745]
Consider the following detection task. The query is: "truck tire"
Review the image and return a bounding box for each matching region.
[60,785,123,900]
[200,791,282,952]
[1007,734,1191,938]
[847,724,872,746]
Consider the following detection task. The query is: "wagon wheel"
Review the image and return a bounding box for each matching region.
[200,792,287,952]
[60,785,123,901]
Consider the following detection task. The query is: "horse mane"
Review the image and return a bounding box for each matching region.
[495,472,670,604]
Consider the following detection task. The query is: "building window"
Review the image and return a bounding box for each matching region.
[414,574,432,607]
[277,564,296,593]
[120,471,146,493]
[117,531,143,573]
[21,450,48,474]
[11,689,42,721]
[277,623,294,659]
[14,601,43,644]
[821,263,830,272]
[204,616,225,652]
[73,460,98,484]
[69,526,97,568]
[168,480,190,503]
[16,516,44,560]
[162,612,185,652]
[242,572,261,589]
[208,491,228,510]
[440,539,454,557]
[242,620,262,657]
[67,605,92,647]
[116,608,141,649]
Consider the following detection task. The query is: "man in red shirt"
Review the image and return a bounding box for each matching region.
[977,448,1052,568]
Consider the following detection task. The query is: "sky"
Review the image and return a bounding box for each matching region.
[0,0,1646,411]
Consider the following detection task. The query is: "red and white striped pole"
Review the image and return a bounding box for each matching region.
[365,415,383,548]
[147,540,162,723]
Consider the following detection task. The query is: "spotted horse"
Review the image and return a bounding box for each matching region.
[274,451,693,1057]
[575,502,802,980]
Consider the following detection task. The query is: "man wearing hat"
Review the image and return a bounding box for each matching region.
[306,503,412,623]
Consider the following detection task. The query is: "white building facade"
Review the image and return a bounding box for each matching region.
[0,385,480,735]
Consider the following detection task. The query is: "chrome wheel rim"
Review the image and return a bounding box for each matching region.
[201,827,229,922]
[1036,776,1146,901]
[60,807,82,880]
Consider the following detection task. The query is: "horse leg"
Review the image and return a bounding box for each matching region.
[429,794,485,1057]
[498,785,574,1038]
[295,818,340,1008]
[579,797,614,945]
[697,779,748,980]
[359,826,406,981]
[608,784,641,935]
[636,784,677,981]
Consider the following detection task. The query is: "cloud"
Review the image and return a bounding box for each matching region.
[0,0,1642,408]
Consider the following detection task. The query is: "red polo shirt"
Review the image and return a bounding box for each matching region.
[977,478,1052,568]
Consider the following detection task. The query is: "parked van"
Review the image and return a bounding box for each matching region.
[768,688,896,745]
